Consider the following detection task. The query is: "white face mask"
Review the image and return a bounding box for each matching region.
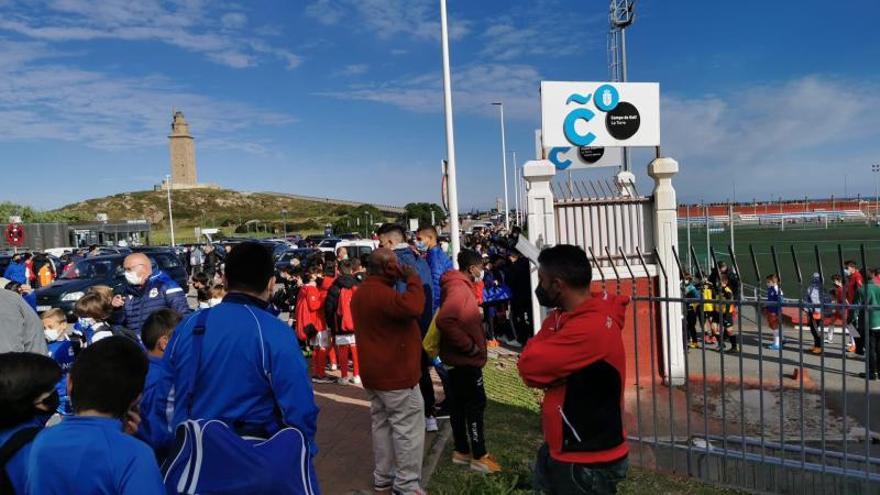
[79,317,96,328]
[124,271,143,285]
[44,328,62,341]
[472,269,484,282]
[208,298,222,307]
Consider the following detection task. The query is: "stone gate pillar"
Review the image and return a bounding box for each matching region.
[523,160,557,334]
[648,157,685,385]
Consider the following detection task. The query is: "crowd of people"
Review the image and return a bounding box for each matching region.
[0,221,634,494]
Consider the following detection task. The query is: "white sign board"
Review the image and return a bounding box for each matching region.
[541,81,660,149]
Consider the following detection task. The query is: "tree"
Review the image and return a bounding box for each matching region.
[401,203,447,228]
[332,204,384,236]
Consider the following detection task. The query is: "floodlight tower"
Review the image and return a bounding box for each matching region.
[608,0,635,173]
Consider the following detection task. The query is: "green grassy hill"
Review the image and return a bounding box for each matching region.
[53,189,387,243]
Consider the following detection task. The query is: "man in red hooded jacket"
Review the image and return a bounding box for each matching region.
[844,260,866,354]
[518,244,629,494]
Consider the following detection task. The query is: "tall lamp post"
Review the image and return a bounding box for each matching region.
[873,164,880,219]
[165,174,176,246]
[491,102,510,230]
[440,0,462,265]
[511,150,520,226]
[281,208,288,236]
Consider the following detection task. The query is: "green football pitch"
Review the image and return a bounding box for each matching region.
[679,222,880,297]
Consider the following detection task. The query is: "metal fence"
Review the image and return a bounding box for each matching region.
[588,242,880,494]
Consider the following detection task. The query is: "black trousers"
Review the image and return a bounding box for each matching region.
[807,317,823,348]
[512,302,533,346]
[686,309,699,343]
[868,331,880,376]
[448,366,487,459]
[420,350,436,416]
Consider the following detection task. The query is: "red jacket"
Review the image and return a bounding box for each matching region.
[845,270,864,304]
[437,271,486,368]
[295,284,323,340]
[519,293,630,465]
[352,273,425,391]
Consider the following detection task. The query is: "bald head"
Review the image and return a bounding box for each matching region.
[368,248,399,277]
[123,253,152,285]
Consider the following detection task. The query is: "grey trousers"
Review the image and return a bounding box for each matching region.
[365,385,425,494]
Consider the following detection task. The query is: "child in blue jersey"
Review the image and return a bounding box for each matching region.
[137,308,182,457]
[26,337,164,495]
[0,353,61,495]
[41,309,81,415]
[764,274,784,350]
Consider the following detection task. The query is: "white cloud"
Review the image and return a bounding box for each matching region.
[0,39,296,151]
[0,0,300,69]
[305,0,471,41]
[661,76,880,200]
[336,63,369,76]
[320,63,541,121]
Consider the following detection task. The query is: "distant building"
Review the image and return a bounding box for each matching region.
[157,110,219,191]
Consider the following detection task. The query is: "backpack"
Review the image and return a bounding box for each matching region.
[337,286,358,333]
[0,426,40,495]
[162,309,320,495]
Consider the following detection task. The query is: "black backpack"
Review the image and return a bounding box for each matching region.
[0,426,40,494]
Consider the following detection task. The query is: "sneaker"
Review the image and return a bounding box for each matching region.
[487,339,499,348]
[767,343,782,351]
[810,346,823,355]
[847,344,857,354]
[452,451,470,466]
[688,341,699,349]
[425,416,439,432]
[350,376,361,385]
[311,376,335,384]
[724,346,739,354]
[433,404,451,419]
[330,364,338,371]
[470,454,502,474]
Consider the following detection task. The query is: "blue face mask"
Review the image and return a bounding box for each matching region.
[415,241,428,252]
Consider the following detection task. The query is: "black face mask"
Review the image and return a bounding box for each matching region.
[535,284,561,308]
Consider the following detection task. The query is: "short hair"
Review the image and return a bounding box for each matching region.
[323,259,337,277]
[281,266,296,277]
[141,309,182,351]
[766,274,779,283]
[41,308,66,323]
[74,292,112,320]
[339,259,353,276]
[192,271,210,286]
[350,258,362,272]
[70,337,147,417]
[376,223,406,242]
[209,285,226,299]
[831,274,842,282]
[225,242,275,294]
[0,353,61,428]
[457,250,482,271]
[537,245,592,289]
[417,226,438,238]
[88,285,114,305]
[844,260,857,268]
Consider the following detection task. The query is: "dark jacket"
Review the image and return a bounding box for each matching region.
[324,274,359,333]
[437,271,486,368]
[352,273,425,390]
[393,245,433,337]
[115,270,192,334]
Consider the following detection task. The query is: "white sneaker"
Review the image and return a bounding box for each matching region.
[350,376,361,385]
[330,364,338,371]
[425,416,439,432]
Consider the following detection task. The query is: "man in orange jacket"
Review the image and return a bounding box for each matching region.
[518,245,630,494]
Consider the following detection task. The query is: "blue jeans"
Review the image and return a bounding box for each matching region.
[533,443,628,494]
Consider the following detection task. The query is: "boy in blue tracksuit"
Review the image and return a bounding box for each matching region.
[155,243,320,456]
[27,337,164,495]
[136,309,182,456]
[40,309,79,414]
[416,226,454,313]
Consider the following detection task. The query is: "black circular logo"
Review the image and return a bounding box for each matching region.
[605,101,640,140]
[578,146,605,164]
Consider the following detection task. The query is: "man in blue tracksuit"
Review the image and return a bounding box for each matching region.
[27,337,164,495]
[152,242,319,460]
[377,224,439,431]
[416,225,454,314]
[3,255,27,285]
[111,253,191,335]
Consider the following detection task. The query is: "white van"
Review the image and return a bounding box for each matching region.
[335,239,379,261]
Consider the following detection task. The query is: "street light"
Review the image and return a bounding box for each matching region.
[872,164,880,219]
[510,150,520,226]
[441,0,462,265]
[281,209,288,236]
[491,101,510,230]
[165,174,176,246]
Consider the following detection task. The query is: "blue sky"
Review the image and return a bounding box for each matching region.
[1,0,878,210]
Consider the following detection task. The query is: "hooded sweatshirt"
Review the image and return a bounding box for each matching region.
[437,271,486,368]
[518,293,630,465]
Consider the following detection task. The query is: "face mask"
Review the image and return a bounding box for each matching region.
[415,241,428,252]
[209,298,222,307]
[124,271,142,285]
[79,317,96,328]
[475,269,485,282]
[535,283,561,308]
[44,327,62,341]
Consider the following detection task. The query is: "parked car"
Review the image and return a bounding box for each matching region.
[35,252,189,319]
[274,248,320,273]
[335,240,378,262]
[317,238,343,254]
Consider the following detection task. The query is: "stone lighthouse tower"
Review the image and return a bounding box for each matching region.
[168,110,197,186]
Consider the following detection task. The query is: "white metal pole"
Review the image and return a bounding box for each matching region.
[511,151,520,225]
[493,102,510,230]
[440,0,461,266]
[165,175,176,246]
